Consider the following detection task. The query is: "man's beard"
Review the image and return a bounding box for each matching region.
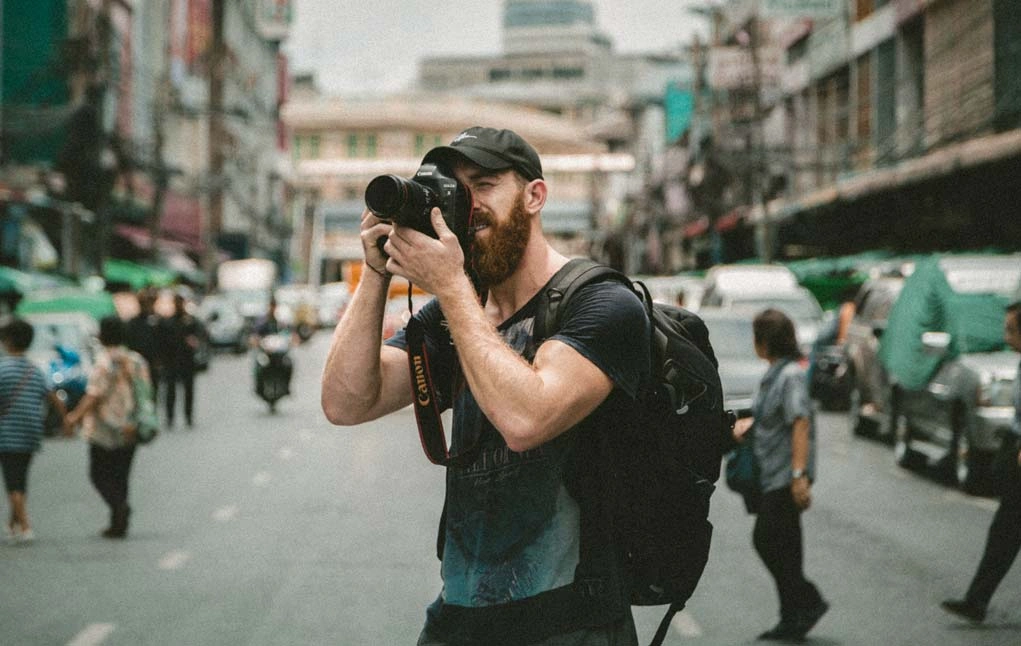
[470,192,532,287]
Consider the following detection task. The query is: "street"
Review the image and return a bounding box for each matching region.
[2,331,1020,646]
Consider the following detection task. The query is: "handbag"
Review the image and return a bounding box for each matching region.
[129,364,159,445]
[725,436,761,513]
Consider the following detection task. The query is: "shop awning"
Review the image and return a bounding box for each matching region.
[102,258,178,291]
[683,216,710,239]
[766,128,1021,223]
[16,288,116,320]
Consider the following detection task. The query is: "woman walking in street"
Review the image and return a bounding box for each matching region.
[732,308,829,641]
[67,316,150,539]
[0,318,71,543]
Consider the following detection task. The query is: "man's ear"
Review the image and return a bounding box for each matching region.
[524,179,547,214]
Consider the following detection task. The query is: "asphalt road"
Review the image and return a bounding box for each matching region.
[2,331,1019,645]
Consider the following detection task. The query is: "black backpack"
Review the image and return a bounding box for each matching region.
[534,258,734,646]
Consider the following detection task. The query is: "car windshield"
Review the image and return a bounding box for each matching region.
[940,265,1021,296]
[729,296,821,321]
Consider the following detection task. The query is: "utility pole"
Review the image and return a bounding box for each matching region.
[204,0,226,285]
[747,15,773,263]
[150,7,172,264]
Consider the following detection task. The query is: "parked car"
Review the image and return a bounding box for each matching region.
[709,287,826,354]
[700,307,762,418]
[885,254,1021,492]
[22,311,98,435]
[844,275,905,439]
[700,263,799,308]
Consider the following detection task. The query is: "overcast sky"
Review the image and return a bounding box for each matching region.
[284,0,710,96]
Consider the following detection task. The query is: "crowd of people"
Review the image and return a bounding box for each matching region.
[0,288,208,543]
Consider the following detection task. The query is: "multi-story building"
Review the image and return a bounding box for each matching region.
[0,0,291,289]
[282,86,632,285]
[693,0,1021,263]
[364,0,697,274]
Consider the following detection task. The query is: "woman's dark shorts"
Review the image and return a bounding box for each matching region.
[0,452,33,493]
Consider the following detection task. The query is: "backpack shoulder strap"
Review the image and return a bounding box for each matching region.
[535,258,632,342]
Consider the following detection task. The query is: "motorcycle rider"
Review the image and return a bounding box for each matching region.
[251,297,293,399]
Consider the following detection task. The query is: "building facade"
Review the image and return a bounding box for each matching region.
[281,89,631,285]
[691,0,1021,265]
[0,0,292,290]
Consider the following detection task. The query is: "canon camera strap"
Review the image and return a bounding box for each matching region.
[404,310,480,468]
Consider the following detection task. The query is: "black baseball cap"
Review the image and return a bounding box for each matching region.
[423,126,543,181]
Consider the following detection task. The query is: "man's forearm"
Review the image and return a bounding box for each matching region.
[321,267,393,424]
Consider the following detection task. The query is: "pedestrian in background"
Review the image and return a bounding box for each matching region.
[732,308,829,641]
[66,316,148,539]
[125,287,162,404]
[0,318,72,543]
[941,299,1021,623]
[160,291,204,428]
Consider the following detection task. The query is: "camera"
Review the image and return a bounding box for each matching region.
[364,164,472,239]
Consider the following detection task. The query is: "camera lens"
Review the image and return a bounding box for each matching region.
[365,175,432,226]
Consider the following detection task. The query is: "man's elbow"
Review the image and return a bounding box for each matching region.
[321,391,365,426]
[500,416,559,453]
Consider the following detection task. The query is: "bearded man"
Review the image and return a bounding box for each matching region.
[322,127,649,646]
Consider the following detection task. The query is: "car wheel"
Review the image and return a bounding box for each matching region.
[893,401,920,469]
[875,388,895,443]
[848,379,869,437]
[950,413,989,494]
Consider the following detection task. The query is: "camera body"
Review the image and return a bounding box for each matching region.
[364,164,472,240]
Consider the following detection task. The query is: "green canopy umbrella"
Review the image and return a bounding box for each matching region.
[103,258,177,291]
[15,288,117,321]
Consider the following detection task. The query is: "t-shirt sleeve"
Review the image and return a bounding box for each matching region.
[547,281,650,399]
[782,365,813,426]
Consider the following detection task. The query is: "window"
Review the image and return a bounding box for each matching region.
[347,134,359,157]
[308,135,320,159]
[415,134,426,155]
[365,134,377,158]
[292,135,302,160]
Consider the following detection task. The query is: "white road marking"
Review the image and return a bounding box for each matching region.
[252,471,272,487]
[158,550,191,570]
[671,609,703,638]
[278,446,295,461]
[212,505,239,522]
[67,623,115,646]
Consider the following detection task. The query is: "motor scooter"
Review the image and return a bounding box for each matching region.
[254,333,293,412]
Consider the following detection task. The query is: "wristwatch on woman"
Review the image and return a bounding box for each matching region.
[791,468,807,480]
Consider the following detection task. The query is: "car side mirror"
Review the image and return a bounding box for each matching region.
[921,331,951,355]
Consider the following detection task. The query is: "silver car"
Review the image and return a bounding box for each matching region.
[891,254,1021,492]
[700,308,762,417]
